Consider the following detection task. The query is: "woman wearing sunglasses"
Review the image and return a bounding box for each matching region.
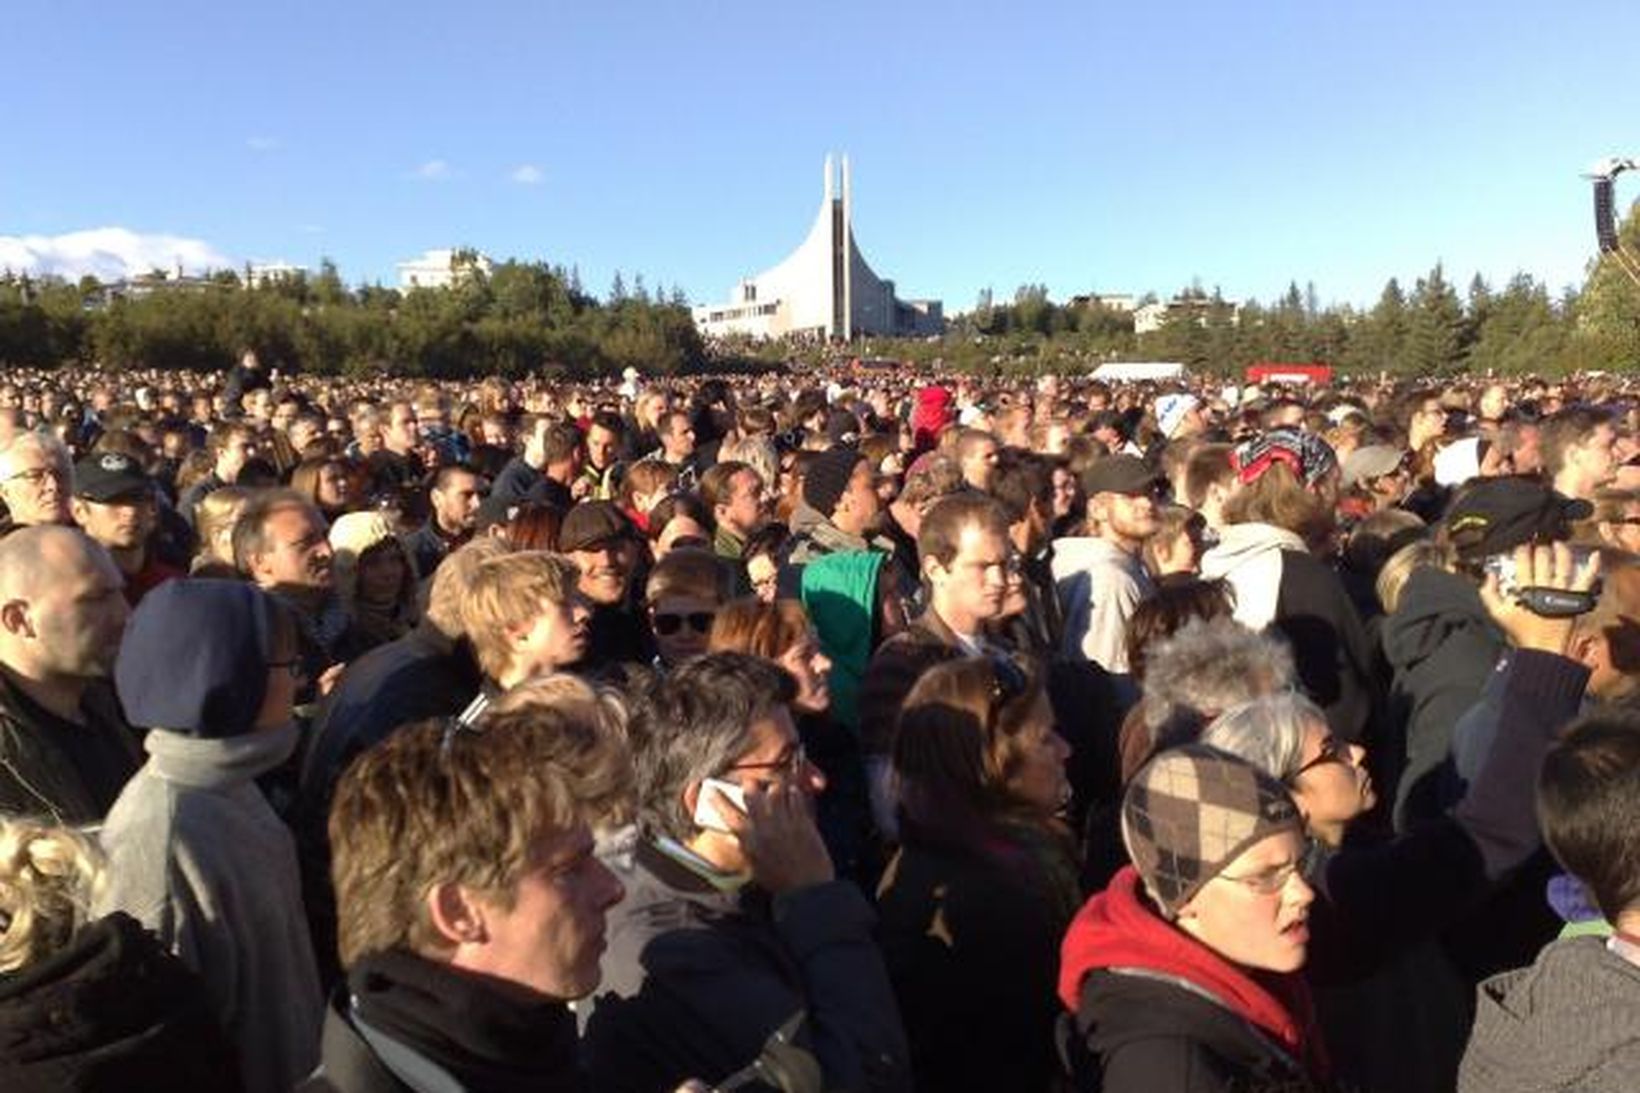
[876,654,1077,1093]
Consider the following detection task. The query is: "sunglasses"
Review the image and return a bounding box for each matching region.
[654,611,715,636]
[1291,734,1352,779]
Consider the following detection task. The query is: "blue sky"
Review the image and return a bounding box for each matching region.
[3,0,1635,312]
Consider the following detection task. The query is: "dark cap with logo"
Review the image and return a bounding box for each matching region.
[73,452,151,502]
[1444,476,1592,559]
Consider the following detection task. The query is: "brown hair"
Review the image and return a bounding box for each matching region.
[1221,460,1332,548]
[645,547,730,606]
[1124,578,1236,683]
[502,501,564,552]
[617,459,679,514]
[894,656,1056,838]
[328,697,631,967]
[708,598,811,661]
[917,492,1011,568]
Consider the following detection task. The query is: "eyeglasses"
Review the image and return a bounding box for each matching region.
[1291,734,1352,780]
[727,742,807,778]
[3,466,67,488]
[1216,859,1304,895]
[654,611,715,637]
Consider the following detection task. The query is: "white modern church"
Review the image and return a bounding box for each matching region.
[692,155,943,341]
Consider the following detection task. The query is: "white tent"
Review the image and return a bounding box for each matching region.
[1090,361,1187,382]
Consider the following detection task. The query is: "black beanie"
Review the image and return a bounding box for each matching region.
[803,448,865,517]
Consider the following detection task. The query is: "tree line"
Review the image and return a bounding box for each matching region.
[0,257,706,378]
[3,201,1638,378]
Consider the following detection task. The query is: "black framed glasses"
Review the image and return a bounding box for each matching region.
[727,742,807,778]
[654,611,714,637]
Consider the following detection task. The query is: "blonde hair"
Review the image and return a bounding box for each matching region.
[424,537,510,639]
[0,819,107,973]
[192,485,251,567]
[460,551,582,680]
[1377,540,1449,615]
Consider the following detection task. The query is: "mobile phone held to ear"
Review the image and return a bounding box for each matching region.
[693,778,747,833]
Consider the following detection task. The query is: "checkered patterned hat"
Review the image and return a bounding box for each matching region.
[1122,744,1303,916]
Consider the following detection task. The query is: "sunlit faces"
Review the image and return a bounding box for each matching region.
[456,822,626,1001]
[1094,489,1159,546]
[70,493,156,552]
[1174,829,1315,973]
[1005,692,1071,812]
[777,628,833,713]
[747,553,779,603]
[686,705,823,874]
[316,462,352,512]
[718,470,765,539]
[252,504,334,591]
[586,424,621,471]
[0,451,72,526]
[509,593,592,679]
[649,594,716,668]
[925,524,1014,632]
[13,537,129,681]
[1285,718,1375,848]
[356,543,410,607]
[568,539,633,606]
[431,469,482,533]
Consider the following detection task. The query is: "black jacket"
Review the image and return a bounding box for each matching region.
[1380,567,1504,830]
[582,839,910,1093]
[877,827,1078,1092]
[294,625,484,987]
[1078,971,1324,1093]
[0,912,242,1093]
[0,674,139,825]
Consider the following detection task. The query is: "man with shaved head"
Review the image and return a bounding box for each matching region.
[0,525,138,822]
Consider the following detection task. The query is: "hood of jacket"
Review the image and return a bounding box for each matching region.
[1199,523,1306,631]
[799,550,884,731]
[1461,936,1640,1092]
[1199,522,1306,579]
[1049,535,1137,578]
[114,579,274,738]
[1381,565,1501,672]
[1059,866,1318,1067]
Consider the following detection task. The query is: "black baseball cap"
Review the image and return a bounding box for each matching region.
[1444,476,1592,559]
[73,452,150,502]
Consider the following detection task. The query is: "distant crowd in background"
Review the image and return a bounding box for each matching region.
[2,350,1640,1092]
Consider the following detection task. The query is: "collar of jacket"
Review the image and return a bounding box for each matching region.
[143,722,300,789]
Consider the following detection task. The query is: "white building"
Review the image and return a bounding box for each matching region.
[246,262,309,288]
[396,248,493,291]
[1134,295,1241,334]
[693,155,943,340]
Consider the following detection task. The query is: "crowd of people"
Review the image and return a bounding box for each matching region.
[1,349,1639,1091]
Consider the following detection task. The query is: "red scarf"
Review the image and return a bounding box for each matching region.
[1059,866,1328,1078]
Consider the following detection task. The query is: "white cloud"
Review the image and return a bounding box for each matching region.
[246,136,281,152]
[509,164,545,185]
[0,228,235,282]
[411,159,452,180]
